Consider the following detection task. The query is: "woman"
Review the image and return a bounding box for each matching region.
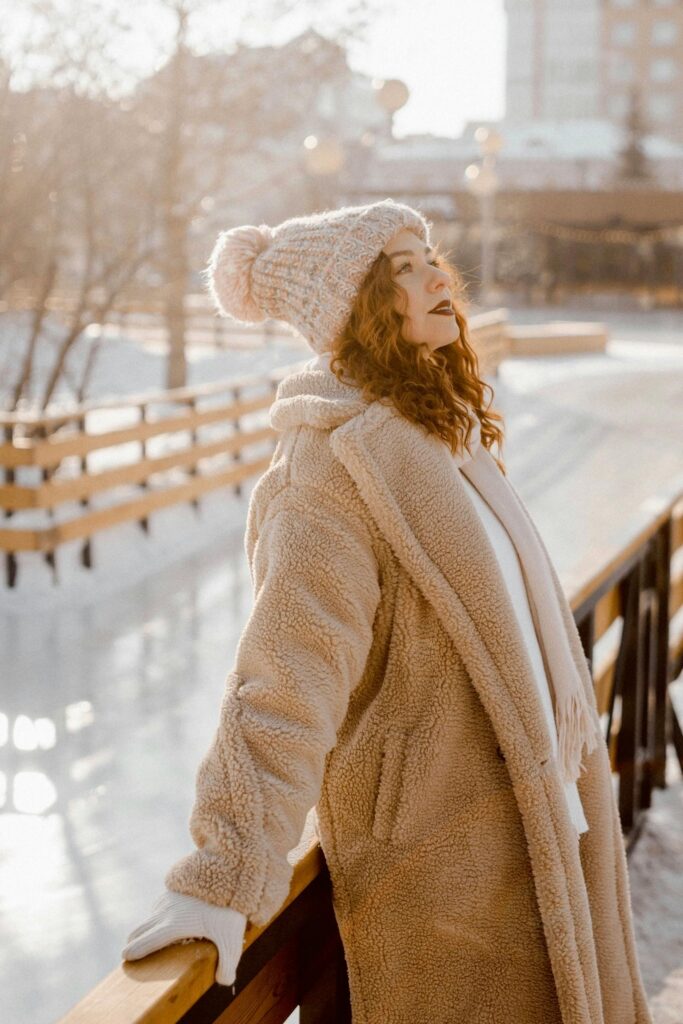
[122,199,652,1024]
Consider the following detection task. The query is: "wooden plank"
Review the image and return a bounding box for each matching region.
[0,525,58,552]
[569,498,676,614]
[0,309,499,432]
[593,586,621,643]
[58,842,324,1024]
[0,395,274,469]
[0,440,39,469]
[671,500,683,554]
[0,482,37,510]
[0,455,274,552]
[594,658,617,718]
[212,939,298,1024]
[0,427,277,510]
[55,942,219,1024]
[0,361,307,429]
[671,563,683,619]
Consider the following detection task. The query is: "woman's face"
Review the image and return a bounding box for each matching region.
[381,228,460,352]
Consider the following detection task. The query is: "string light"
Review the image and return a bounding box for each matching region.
[505,221,683,246]
[471,221,683,246]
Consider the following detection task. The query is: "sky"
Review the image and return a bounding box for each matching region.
[243,0,508,138]
[4,0,507,140]
[345,0,507,138]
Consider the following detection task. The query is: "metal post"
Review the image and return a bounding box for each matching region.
[652,519,672,788]
[480,180,494,304]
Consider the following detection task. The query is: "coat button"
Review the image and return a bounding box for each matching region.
[496,745,506,762]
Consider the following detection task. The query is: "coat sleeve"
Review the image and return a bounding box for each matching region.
[164,487,381,927]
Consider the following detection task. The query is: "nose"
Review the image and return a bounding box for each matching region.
[428,264,450,293]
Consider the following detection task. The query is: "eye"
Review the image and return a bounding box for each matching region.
[396,258,439,274]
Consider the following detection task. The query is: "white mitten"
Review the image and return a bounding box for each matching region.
[121,889,248,986]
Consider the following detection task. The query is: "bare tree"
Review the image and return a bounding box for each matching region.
[1,1,160,410]
[1,0,389,405]
[614,86,655,185]
[139,0,383,387]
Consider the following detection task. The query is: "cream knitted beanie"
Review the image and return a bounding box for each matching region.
[205,198,432,354]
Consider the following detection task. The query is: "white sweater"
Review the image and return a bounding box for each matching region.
[458,470,589,836]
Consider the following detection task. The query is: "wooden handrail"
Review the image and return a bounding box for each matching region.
[58,840,325,1024]
[0,312,510,583]
[0,310,509,429]
[0,394,275,469]
[56,485,683,1023]
[0,361,303,429]
[0,455,274,551]
[0,426,276,510]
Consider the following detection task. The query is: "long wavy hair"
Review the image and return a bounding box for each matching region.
[328,236,506,473]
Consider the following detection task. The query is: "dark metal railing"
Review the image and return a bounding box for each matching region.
[56,486,683,1024]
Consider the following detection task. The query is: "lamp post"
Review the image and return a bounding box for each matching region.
[465,126,503,307]
[372,78,410,118]
[302,77,409,209]
[303,134,346,210]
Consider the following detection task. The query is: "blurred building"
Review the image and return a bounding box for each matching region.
[504,0,683,143]
[338,125,683,304]
[339,119,683,210]
[134,28,394,279]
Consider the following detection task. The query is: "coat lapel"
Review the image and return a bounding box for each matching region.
[330,399,604,1024]
[330,399,554,773]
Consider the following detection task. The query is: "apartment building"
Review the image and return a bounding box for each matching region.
[504,0,683,142]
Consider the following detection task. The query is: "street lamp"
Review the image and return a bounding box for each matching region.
[303,134,346,177]
[302,78,410,209]
[302,134,346,209]
[465,126,504,307]
[372,78,410,116]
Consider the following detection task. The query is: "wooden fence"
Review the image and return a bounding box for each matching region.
[58,488,683,1023]
[0,311,509,588]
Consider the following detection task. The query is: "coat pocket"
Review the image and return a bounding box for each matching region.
[371,725,409,843]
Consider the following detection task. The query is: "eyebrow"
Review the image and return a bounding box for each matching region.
[385,245,433,259]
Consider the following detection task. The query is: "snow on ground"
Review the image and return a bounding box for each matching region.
[0,311,308,410]
[0,311,310,612]
[629,744,683,1024]
[2,304,683,1023]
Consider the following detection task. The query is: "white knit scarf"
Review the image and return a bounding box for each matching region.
[454,410,602,785]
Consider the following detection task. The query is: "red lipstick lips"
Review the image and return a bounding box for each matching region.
[429,299,454,315]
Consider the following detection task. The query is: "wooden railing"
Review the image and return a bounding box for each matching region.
[0,365,303,587]
[58,483,683,1024]
[0,311,509,588]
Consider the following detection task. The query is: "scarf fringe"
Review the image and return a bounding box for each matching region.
[557,689,602,785]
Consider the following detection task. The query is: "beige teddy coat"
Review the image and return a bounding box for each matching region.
[165,359,652,1024]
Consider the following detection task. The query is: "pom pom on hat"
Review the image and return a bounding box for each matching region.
[207,223,274,323]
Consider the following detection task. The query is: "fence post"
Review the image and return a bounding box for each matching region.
[639,538,658,813]
[615,557,647,834]
[188,395,199,514]
[4,423,18,588]
[78,412,92,568]
[231,386,242,498]
[139,402,150,534]
[577,609,595,681]
[652,519,672,789]
[39,422,58,585]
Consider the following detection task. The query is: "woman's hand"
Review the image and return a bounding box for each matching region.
[121,889,248,986]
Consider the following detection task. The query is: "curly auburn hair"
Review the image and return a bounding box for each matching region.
[328,238,507,473]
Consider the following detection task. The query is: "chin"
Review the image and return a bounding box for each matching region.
[431,334,458,351]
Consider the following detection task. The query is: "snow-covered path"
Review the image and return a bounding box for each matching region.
[629,751,683,1024]
[2,313,683,1023]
